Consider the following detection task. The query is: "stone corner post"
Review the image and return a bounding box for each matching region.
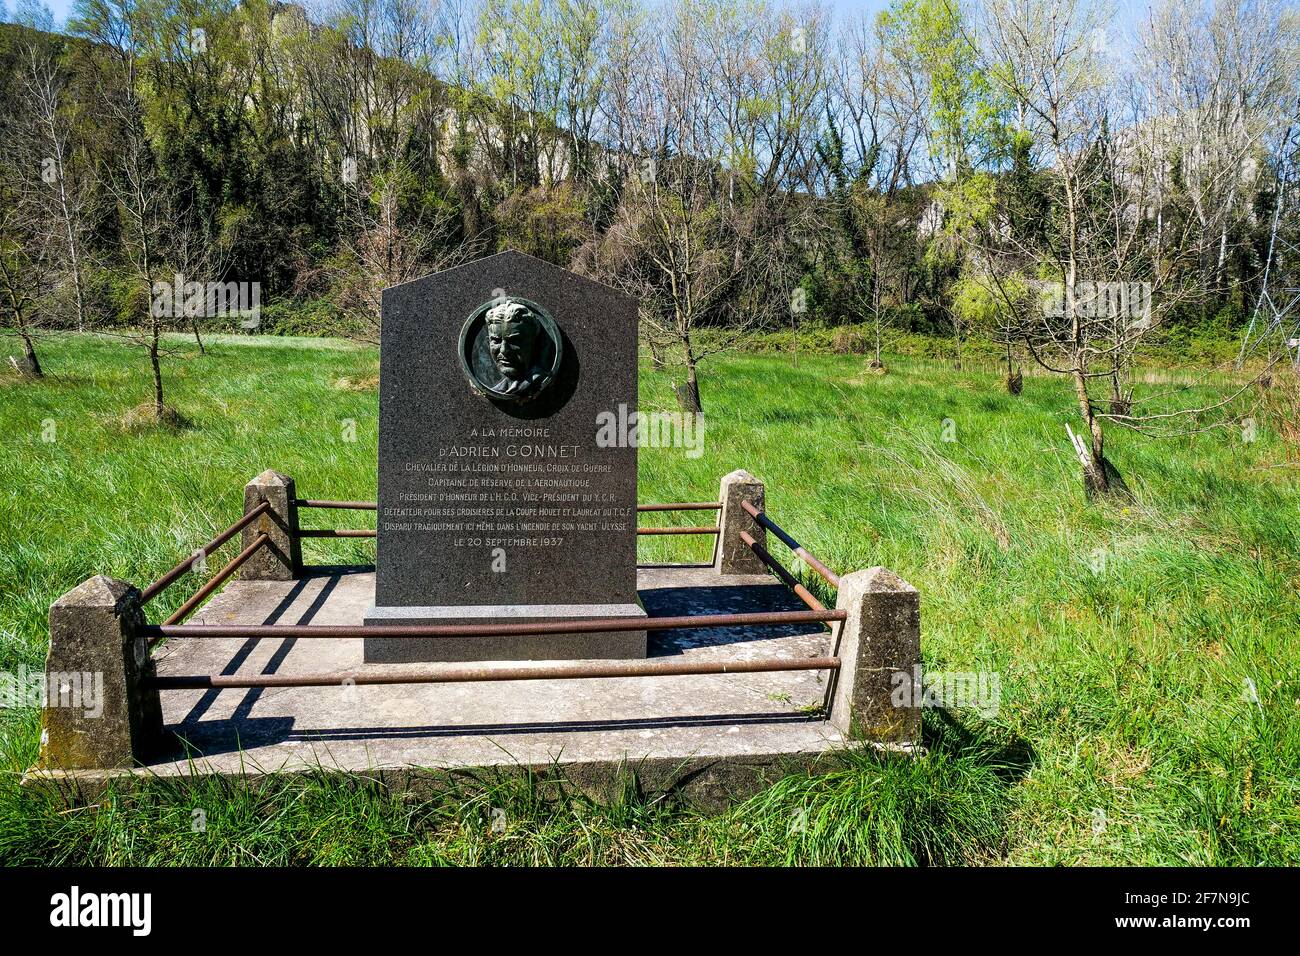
[243,469,301,580]
[827,566,921,746]
[713,469,767,575]
[40,575,164,770]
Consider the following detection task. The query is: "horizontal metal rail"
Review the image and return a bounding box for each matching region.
[296,499,378,510]
[140,500,271,605]
[149,655,841,690]
[293,501,720,538]
[636,502,721,512]
[158,534,269,637]
[294,500,721,513]
[293,502,722,515]
[637,526,719,535]
[140,608,845,642]
[740,530,827,612]
[302,527,714,538]
[740,499,840,588]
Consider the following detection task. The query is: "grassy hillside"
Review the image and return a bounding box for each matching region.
[1,333,1297,865]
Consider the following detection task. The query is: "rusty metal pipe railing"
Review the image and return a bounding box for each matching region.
[298,529,377,538]
[139,500,271,605]
[140,608,844,642]
[292,501,721,512]
[739,499,841,588]
[157,533,270,639]
[636,502,721,512]
[740,530,827,612]
[637,526,719,535]
[295,500,378,510]
[149,655,841,690]
[301,528,719,539]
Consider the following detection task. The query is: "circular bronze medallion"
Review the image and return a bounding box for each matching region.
[458,296,563,403]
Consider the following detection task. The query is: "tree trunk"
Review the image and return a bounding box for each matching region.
[71,266,86,333]
[57,172,87,333]
[1108,366,1130,416]
[149,334,165,419]
[675,349,703,416]
[18,329,43,377]
[1073,370,1109,496]
[1067,387,1130,502]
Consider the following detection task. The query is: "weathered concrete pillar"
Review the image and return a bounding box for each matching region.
[827,566,921,745]
[714,469,767,575]
[40,576,164,769]
[242,469,301,580]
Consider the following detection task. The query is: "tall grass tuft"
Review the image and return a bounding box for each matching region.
[707,716,1015,865]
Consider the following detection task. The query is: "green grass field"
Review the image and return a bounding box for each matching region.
[1,333,1297,865]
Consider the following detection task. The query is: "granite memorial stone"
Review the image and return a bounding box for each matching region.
[365,251,647,662]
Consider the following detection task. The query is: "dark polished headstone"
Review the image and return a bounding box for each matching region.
[364,251,646,662]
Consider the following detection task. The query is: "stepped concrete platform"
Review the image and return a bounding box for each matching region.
[29,566,855,808]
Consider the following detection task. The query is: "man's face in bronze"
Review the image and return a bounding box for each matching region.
[486,302,540,381]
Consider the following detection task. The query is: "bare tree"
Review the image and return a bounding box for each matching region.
[74,0,194,422]
[314,164,468,342]
[970,0,1153,495]
[15,36,95,333]
[0,187,49,376]
[822,11,929,368]
[576,0,824,413]
[966,0,1290,497]
[0,30,73,376]
[1140,0,1300,290]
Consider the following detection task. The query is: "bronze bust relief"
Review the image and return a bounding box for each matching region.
[458,296,563,402]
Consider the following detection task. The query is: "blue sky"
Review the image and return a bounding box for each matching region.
[34,0,70,26]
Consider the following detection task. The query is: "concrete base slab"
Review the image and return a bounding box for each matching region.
[27,565,859,808]
[362,601,648,662]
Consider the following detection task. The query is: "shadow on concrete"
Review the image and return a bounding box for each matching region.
[158,567,835,763]
[641,582,827,654]
[178,570,343,725]
[162,710,822,759]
